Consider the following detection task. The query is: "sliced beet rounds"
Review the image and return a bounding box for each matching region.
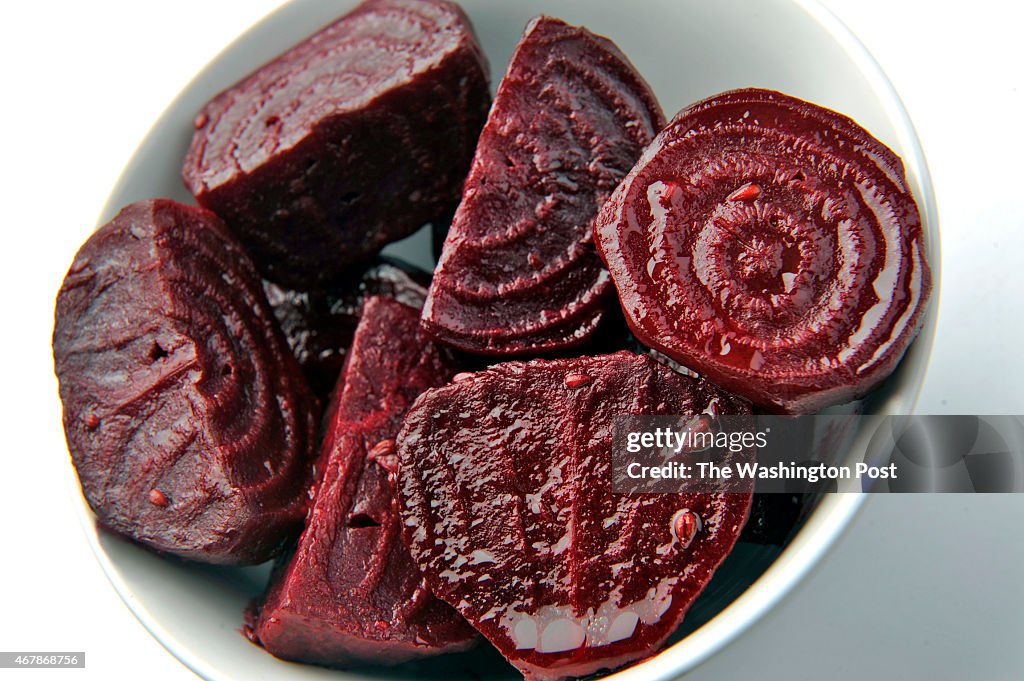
[182,0,491,288]
[263,258,430,402]
[52,199,319,564]
[422,17,665,356]
[255,296,476,666]
[396,352,752,681]
[594,88,933,413]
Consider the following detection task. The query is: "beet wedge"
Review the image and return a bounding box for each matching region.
[53,199,319,564]
[594,88,932,413]
[182,0,490,288]
[396,352,751,680]
[255,296,476,666]
[422,17,665,356]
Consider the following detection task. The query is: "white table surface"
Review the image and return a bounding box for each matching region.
[2,1,1021,680]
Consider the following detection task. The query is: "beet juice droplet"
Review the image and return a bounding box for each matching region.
[564,373,593,388]
[728,183,761,202]
[148,488,169,507]
[672,509,702,548]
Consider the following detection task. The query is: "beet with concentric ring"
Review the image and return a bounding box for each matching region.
[422,17,665,355]
[594,88,932,413]
[53,200,319,564]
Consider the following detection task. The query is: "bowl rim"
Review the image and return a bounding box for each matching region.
[73,0,942,679]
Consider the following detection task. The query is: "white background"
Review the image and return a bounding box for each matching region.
[2,1,1022,680]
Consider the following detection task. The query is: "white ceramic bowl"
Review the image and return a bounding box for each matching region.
[72,0,940,679]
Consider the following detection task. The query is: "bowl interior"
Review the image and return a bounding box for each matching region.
[79,0,939,679]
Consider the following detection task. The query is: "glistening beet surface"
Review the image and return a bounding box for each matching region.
[263,258,429,402]
[396,352,752,681]
[256,297,475,666]
[594,88,932,413]
[422,16,665,355]
[182,0,491,288]
[52,200,319,564]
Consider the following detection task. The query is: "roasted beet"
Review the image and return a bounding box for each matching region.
[182,0,491,288]
[263,258,429,401]
[594,88,932,413]
[422,17,665,356]
[396,352,751,681]
[53,200,319,564]
[255,296,475,666]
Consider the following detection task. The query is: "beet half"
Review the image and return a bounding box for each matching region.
[182,0,491,288]
[53,200,319,564]
[255,297,475,666]
[594,88,932,413]
[396,352,751,680]
[422,17,665,356]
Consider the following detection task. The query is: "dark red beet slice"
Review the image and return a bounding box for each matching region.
[255,296,475,666]
[396,352,751,681]
[263,258,429,401]
[52,199,319,564]
[422,17,665,355]
[594,88,933,413]
[182,0,491,288]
